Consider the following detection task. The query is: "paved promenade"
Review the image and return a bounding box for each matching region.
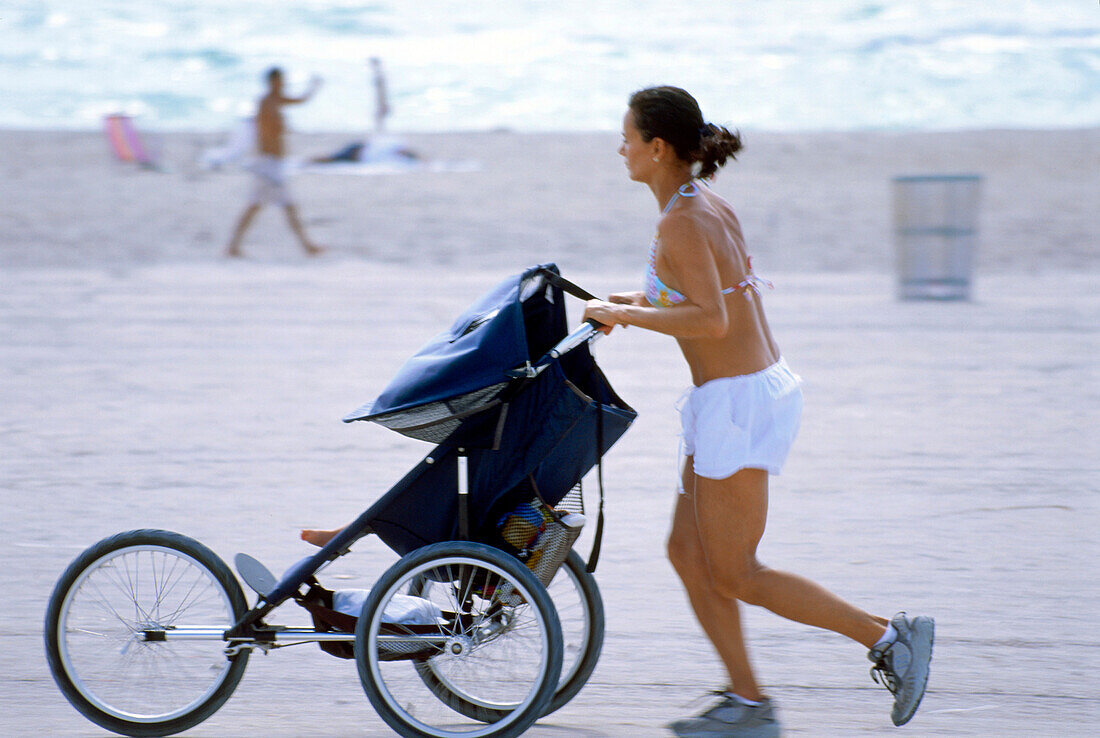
[1,262,1096,736]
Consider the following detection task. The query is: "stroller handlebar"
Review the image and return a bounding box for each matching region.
[550,319,603,359]
[523,319,603,373]
[507,320,604,379]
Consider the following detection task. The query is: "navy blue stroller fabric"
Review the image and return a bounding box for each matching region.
[345,264,635,557]
[361,356,634,558]
[267,265,634,604]
[344,263,570,447]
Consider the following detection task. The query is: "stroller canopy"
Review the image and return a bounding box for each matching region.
[344,264,572,446]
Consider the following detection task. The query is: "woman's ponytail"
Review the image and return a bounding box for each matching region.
[694,123,743,180]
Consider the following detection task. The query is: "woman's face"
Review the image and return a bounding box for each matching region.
[619,110,656,182]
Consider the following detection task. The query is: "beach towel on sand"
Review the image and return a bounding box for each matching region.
[103,114,160,168]
[300,135,479,175]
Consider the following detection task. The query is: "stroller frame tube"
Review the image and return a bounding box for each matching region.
[546,320,601,362]
[148,627,428,648]
[144,627,358,644]
[457,451,470,540]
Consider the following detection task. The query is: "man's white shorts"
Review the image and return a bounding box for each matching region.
[248,155,293,206]
[679,357,803,486]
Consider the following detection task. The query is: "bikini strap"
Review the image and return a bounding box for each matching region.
[677,179,701,197]
[733,257,775,299]
[660,191,680,214]
[661,179,702,214]
[736,274,774,294]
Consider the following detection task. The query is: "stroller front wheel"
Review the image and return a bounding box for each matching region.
[355,541,563,738]
[44,529,249,737]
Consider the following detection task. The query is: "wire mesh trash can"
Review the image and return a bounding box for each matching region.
[893,174,982,300]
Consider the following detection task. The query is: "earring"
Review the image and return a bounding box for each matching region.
[652,156,659,162]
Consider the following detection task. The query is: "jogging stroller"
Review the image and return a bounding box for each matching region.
[45,264,637,738]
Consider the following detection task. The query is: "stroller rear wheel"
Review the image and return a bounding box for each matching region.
[355,541,562,738]
[542,548,604,714]
[44,529,249,737]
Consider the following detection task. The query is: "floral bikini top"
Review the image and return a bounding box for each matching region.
[644,180,773,308]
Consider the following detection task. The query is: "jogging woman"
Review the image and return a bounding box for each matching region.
[582,86,933,737]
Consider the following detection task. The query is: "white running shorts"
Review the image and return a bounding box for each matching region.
[679,357,802,488]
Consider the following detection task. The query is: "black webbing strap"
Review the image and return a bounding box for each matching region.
[586,402,605,574]
[536,267,599,302]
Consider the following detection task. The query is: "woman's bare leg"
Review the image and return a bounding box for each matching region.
[668,473,764,700]
[693,467,888,649]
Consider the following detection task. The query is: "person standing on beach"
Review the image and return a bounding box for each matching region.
[370,57,390,133]
[582,86,934,737]
[226,67,323,258]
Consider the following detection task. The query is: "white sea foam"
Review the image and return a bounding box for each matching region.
[2,0,1097,132]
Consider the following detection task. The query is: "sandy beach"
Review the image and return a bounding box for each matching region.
[2,127,1098,273]
[1,127,1098,736]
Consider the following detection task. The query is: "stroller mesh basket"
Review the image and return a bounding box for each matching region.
[497,499,585,586]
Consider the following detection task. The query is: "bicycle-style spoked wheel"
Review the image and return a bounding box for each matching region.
[44,529,249,737]
[356,541,562,738]
[415,548,604,719]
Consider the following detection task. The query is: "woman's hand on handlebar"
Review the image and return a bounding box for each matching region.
[583,299,621,335]
[586,291,648,333]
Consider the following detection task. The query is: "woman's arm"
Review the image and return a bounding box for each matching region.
[583,213,729,338]
[608,291,646,306]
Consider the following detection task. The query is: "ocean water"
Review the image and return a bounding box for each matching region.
[3,0,1098,132]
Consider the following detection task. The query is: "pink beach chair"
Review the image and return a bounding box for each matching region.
[103,114,159,168]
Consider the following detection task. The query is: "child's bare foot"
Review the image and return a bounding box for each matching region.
[301,528,341,547]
